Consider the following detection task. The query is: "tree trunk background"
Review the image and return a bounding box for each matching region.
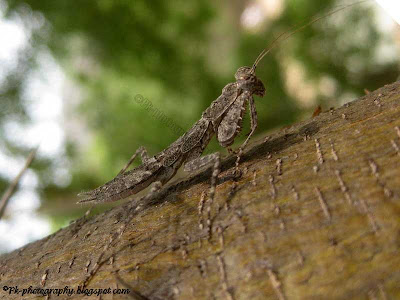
[1,81,400,300]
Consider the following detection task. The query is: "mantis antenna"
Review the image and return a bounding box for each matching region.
[250,0,370,74]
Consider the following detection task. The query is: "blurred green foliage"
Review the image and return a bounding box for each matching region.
[1,0,398,224]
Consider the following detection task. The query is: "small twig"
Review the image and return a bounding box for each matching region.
[0,147,38,219]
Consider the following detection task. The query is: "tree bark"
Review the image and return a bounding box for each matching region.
[1,81,400,300]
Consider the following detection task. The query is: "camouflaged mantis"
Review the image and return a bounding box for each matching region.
[77,1,365,205]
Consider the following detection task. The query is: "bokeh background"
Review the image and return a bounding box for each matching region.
[0,0,399,253]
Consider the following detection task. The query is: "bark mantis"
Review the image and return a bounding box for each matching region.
[78,1,367,206]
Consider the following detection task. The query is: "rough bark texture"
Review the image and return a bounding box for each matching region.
[1,81,400,300]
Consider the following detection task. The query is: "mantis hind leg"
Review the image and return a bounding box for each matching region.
[133,180,163,212]
[118,146,150,176]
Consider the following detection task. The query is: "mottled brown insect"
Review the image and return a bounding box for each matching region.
[78,65,265,204]
[78,1,366,205]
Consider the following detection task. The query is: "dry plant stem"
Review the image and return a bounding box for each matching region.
[0,147,38,219]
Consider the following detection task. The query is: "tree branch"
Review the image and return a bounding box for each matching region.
[1,81,400,299]
[0,147,38,220]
